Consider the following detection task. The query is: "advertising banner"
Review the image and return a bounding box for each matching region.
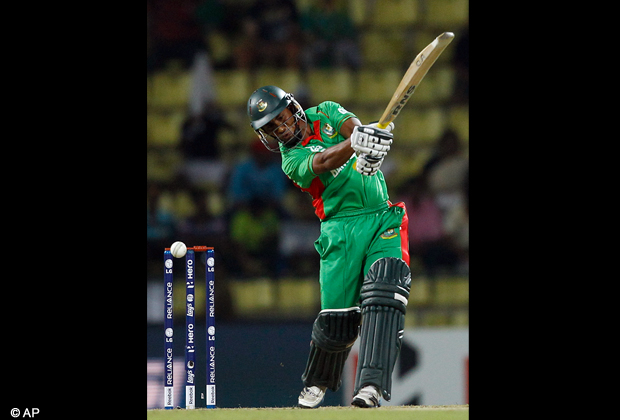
[342,328,469,406]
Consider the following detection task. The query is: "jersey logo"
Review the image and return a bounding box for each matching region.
[337,106,348,114]
[380,228,398,239]
[322,123,336,138]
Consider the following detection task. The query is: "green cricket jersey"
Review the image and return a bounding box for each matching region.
[281,101,389,220]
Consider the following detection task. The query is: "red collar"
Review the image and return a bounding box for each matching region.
[301,120,323,146]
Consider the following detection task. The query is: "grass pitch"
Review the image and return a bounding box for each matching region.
[147,405,468,420]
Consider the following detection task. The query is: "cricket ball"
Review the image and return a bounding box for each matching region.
[170,241,187,258]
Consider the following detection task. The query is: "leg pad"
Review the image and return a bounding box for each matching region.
[354,257,411,401]
[301,307,361,391]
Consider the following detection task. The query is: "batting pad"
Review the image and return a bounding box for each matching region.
[302,307,361,391]
[354,257,411,401]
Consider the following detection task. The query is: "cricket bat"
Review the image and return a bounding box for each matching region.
[377,32,455,130]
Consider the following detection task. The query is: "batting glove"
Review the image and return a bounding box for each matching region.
[350,125,393,158]
[367,121,395,133]
[356,153,384,176]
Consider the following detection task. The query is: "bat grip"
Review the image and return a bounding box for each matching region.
[376,121,389,129]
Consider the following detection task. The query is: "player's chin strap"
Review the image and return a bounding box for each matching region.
[301,307,361,391]
[354,257,411,401]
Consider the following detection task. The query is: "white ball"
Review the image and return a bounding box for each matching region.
[170,241,187,258]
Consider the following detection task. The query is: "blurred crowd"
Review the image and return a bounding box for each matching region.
[147,0,366,72]
[147,0,469,283]
[147,0,468,84]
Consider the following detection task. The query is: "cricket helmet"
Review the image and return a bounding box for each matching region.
[247,85,307,152]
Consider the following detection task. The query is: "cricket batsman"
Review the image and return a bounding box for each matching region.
[246,86,411,408]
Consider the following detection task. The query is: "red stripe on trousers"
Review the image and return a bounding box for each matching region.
[388,201,410,266]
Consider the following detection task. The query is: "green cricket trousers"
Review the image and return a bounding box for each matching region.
[314,201,410,310]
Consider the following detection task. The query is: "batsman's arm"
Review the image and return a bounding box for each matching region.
[311,117,361,175]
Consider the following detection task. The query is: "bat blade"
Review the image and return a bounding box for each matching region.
[377,32,455,129]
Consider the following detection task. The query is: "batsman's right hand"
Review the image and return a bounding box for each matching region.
[350,125,393,158]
